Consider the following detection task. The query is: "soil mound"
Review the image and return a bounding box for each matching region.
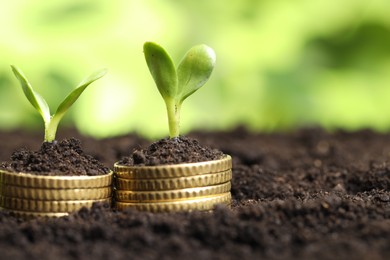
[119,136,223,166]
[0,138,109,176]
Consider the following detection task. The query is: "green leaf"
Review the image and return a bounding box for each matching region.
[144,42,178,99]
[177,44,216,102]
[11,65,51,123]
[52,68,107,123]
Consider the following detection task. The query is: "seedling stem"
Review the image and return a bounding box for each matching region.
[11,65,107,143]
[143,42,215,138]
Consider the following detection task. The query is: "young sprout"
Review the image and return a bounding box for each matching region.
[11,65,107,143]
[143,42,216,138]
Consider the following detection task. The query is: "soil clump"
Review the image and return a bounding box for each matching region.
[119,136,223,166]
[0,138,109,176]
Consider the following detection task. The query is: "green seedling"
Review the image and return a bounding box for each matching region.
[11,65,107,143]
[143,42,216,138]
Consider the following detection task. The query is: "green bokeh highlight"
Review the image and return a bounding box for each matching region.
[0,0,389,138]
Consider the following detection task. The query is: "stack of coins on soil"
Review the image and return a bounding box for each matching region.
[0,171,113,218]
[114,155,232,212]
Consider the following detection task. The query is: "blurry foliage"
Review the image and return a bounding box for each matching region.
[0,0,390,138]
[315,23,390,70]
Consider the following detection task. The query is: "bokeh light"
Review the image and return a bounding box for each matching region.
[0,0,389,139]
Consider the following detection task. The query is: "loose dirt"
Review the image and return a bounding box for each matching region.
[0,128,389,260]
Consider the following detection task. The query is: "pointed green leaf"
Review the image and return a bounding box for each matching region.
[177,44,216,102]
[11,65,51,123]
[52,68,107,123]
[144,42,178,99]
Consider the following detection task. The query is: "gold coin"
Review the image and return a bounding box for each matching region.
[115,192,231,212]
[114,155,231,179]
[115,182,231,202]
[0,185,112,201]
[0,170,113,189]
[0,207,68,219]
[0,196,111,212]
[115,170,232,191]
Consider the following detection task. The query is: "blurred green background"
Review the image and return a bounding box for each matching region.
[0,0,389,138]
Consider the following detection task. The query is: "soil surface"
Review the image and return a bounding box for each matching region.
[118,136,223,166]
[0,138,109,176]
[0,127,389,260]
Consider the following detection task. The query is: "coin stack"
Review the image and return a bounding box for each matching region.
[0,170,113,218]
[114,155,232,213]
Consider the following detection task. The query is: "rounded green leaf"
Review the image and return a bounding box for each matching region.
[177,44,216,102]
[144,42,178,99]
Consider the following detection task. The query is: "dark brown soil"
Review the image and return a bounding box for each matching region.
[0,138,109,176]
[0,128,389,260]
[118,136,224,166]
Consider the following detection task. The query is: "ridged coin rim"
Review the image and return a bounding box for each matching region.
[0,207,69,218]
[0,170,113,188]
[115,182,231,202]
[116,192,231,212]
[115,170,232,191]
[0,185,112,201]
[0,196,111,212]
[114,155,232,179]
